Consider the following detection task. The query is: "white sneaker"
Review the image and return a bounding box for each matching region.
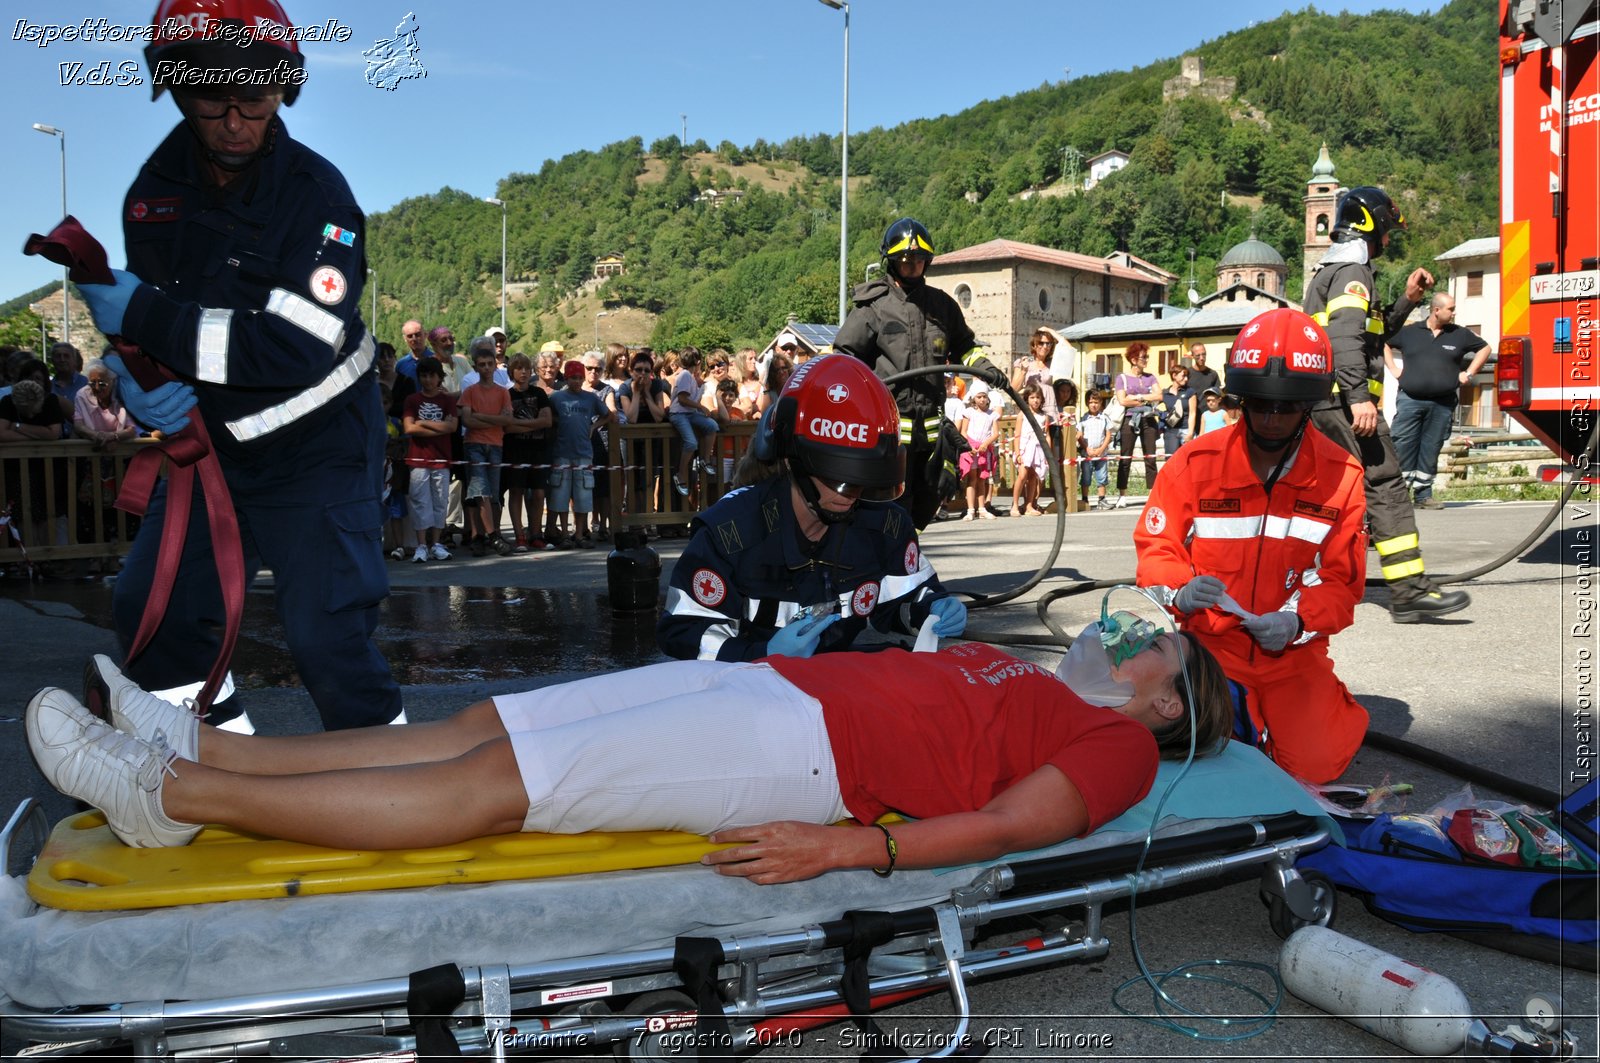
[85,654,200,763]
[388,547,407,561]
[429,543,453,561]
[1114,495,1129,509]
[26,687,200,848]
[412,546,428,564]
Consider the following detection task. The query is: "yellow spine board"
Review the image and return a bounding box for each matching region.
[27,811,733,912]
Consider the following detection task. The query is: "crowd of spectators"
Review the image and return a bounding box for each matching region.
[1,320,1301,573]
[373,327,795,559]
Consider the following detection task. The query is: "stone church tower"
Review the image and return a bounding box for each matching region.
[1302,143,1341,293]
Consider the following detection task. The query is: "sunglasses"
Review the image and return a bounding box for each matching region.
[709,363,728,370]
[1242,397,1311,416]
[181,94,280,120]
[778,345,799,353]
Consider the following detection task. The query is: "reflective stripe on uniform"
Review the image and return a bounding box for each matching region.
[1191,514,1334,545]
[663,587,737,658]
[266,287,347,350]
[1381,557,1426,581]
[898,415,935,444]
[225,330,376,443]
[195,308,233,384]
[1373,533,1420,557]
[879,563,936,604]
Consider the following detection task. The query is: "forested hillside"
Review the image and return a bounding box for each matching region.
[367,0,1496,352]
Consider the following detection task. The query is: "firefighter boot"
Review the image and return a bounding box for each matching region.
[1389,574,1470,623]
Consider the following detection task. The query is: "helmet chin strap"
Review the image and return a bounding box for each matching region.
[791,464,857,526]
[180,105,278,174]
[1243,409,1312,492]
[886,259,925,291]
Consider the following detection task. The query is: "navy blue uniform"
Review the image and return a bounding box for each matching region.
[113,117,400,729]
[658,475,947,661]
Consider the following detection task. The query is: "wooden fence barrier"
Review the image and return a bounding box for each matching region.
[0,439,153,566]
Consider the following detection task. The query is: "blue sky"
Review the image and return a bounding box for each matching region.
[3,0,1437,307]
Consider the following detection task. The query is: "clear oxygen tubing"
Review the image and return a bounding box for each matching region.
[1092,585,1286,1042]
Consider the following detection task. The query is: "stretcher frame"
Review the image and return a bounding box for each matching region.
[1,799,1331,1061]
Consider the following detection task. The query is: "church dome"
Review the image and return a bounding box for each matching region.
[1217,237,1286,269]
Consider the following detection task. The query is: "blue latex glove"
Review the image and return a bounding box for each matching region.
[1242,610,1300,652]
[766,613,841,658]
[928,595,968,637]
[1173,574,1227,614]
[104,354,197,435]
[78,268,142,337]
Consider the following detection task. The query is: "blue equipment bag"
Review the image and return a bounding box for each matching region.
[1300,780,1600,970]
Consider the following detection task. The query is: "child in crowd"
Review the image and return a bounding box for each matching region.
[401,358,458,562]
[546,359,614,549]
[669,347,720,498]
[959,388,1001,520]
[1197,387,1229,435]
[503,354,554,552]
[457,345,515,556]
[1079,391,1113,511]
[1011,384,1054,516]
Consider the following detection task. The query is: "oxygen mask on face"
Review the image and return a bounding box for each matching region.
[1054,600,1165,707]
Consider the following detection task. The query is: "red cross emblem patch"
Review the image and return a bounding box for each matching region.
[310,266,348,306]
[827,383,850,403]
[691,568,727,608]
[904,542,919,573]
[851,581,879,616]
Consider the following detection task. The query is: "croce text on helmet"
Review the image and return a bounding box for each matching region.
[753,354,904,502]
[1225,308,1334,405]
[1332,186,1406,246]
[145,0,307,105]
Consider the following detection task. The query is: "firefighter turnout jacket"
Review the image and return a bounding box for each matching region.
[1134,421,1370,783]
[834,275,977,420]
[658,474,947,661]
[1303,242,1432,595]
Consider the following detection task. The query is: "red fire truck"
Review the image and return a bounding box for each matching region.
[1497,0,1600,469]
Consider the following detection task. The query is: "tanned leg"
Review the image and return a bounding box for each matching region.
[199,700,507,776]
[164,736,529,849]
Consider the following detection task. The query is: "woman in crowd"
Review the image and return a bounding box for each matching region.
[1113,342,1161,505]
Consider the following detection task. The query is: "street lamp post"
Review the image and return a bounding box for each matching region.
[32,123,68,343]
[818,0,849,326]
[594,310,609,349]
[367,267,377,338]
[484,197,507,334]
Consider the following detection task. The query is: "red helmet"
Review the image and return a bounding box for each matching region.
[755,355,903,501]
[1225,308,1334,405]
[145,0,306,105]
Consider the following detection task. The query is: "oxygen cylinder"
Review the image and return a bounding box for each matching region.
[606,530,661,613]
[1280,926,1473,1057]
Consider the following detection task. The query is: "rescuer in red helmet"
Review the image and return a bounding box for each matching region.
[659,355,968,661]
[74,0,400,733]
[1134,308,1372,783]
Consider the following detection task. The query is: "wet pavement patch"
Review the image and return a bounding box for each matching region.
[3,582,665,688]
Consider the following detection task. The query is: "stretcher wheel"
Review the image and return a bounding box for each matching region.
[615,990,704,1061]
[1266,869,1337,939]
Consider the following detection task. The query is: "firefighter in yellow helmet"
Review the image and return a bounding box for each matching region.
[834,218,1007,529]
[1303,186,1470,623]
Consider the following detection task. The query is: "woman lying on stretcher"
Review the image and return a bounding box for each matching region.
[27,630,1231,885]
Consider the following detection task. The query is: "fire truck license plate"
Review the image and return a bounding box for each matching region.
[1529,271,1600,302]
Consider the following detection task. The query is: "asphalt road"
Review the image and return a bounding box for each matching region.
[2,495,1595,1059]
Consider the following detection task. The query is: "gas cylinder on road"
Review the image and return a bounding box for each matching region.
[1280,926,1473,1056]
[606,530,661,613]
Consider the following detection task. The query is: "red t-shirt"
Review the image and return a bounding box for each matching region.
[403,390,457,468]
[769,643,1158,832]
